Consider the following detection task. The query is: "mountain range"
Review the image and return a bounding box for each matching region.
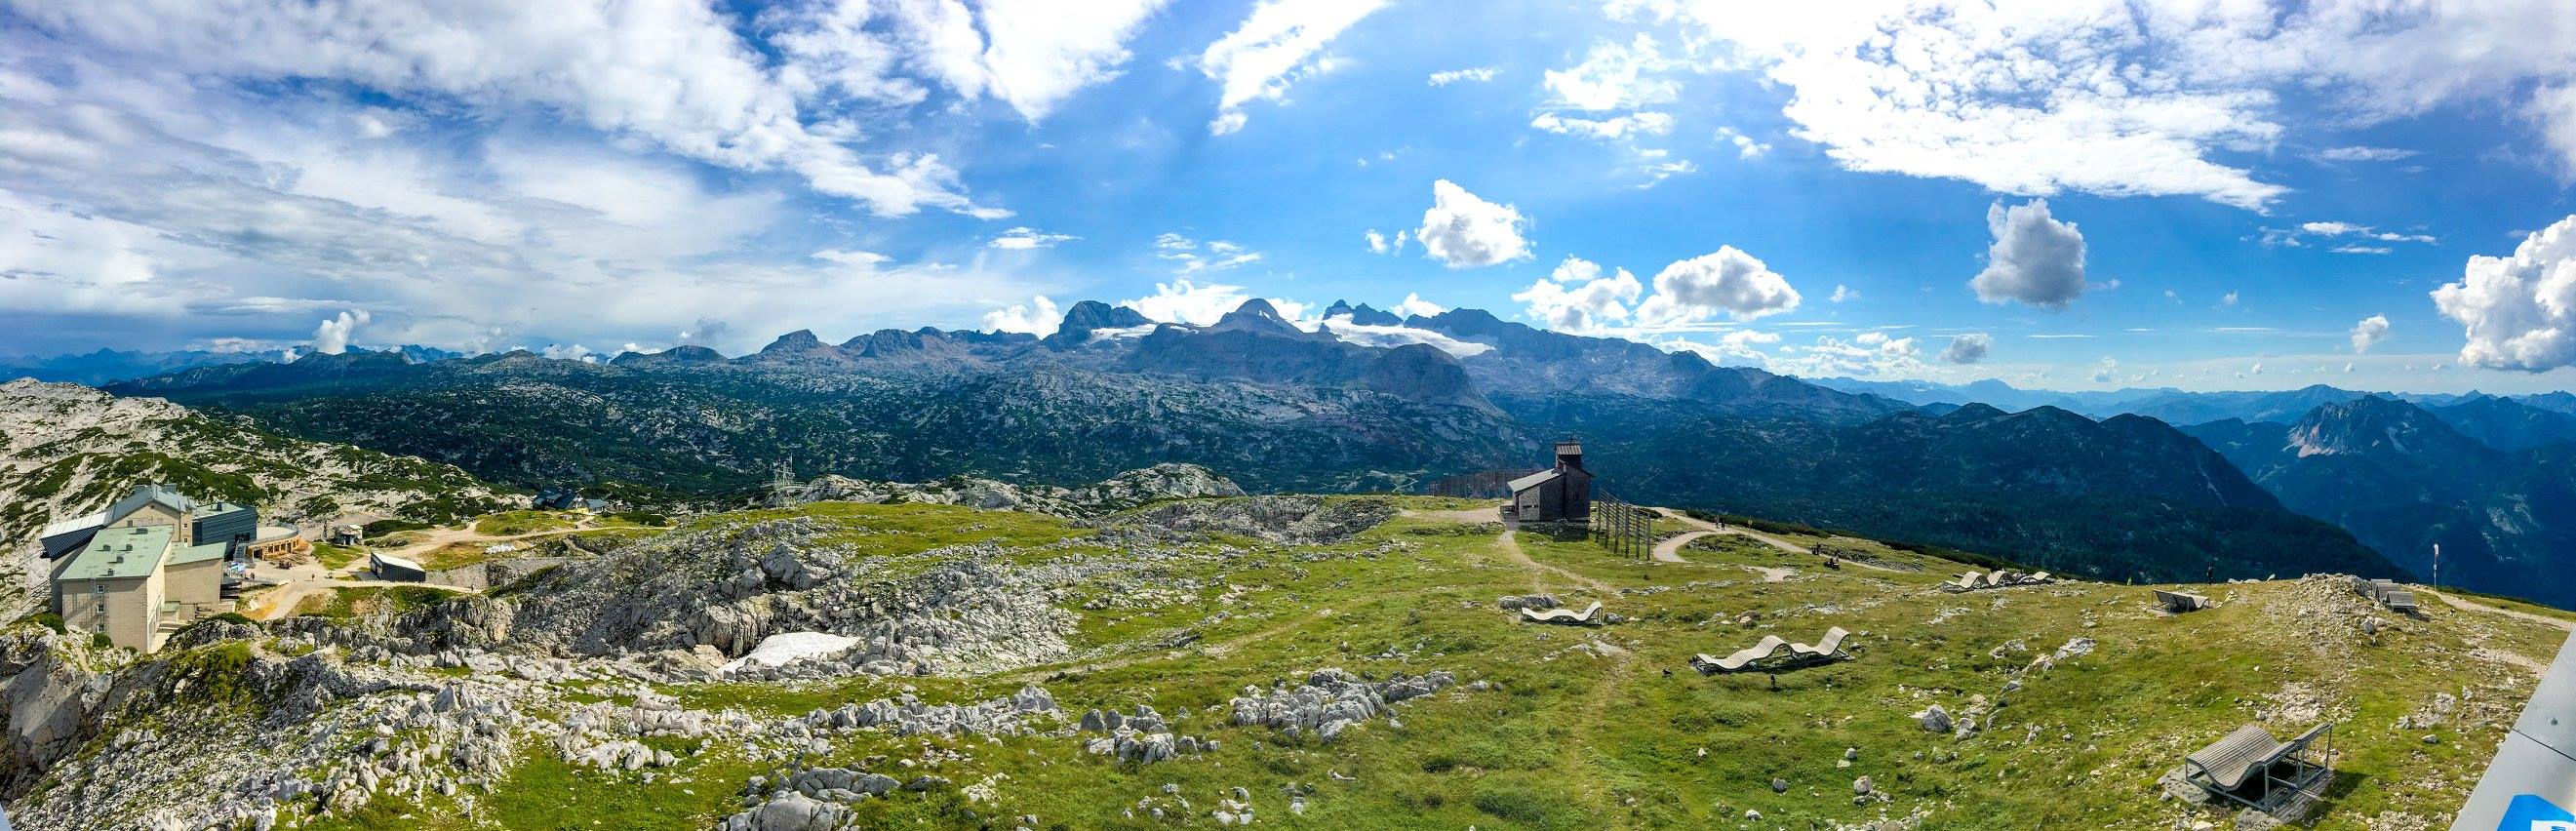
[99,298,2394,586]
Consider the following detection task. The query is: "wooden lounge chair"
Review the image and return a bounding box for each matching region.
[1692,635,1789,673]
[2184,723,2335,811]
[1944,572,1982,592]
[2025,572,2051,583]
[1521,601,1605,625]
[1988,570,2009,587]
[1790,626,1850,659]
[2155,589,2210,613]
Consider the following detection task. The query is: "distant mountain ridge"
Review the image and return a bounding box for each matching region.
[2184,395,2576,607]
[100,298,2392,586]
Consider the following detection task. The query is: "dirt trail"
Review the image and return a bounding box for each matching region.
[2424,588,2576,633]
[1496,529,1612,595]
[1654,508,1908,574]
[1651,531,1710,564]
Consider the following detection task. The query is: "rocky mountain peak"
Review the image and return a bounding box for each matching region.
[2288,395,2475,457]
[760,330,829,353]
[1210,298,1305,336]
[1323,300,1404,327]
[1047,300,1155,348]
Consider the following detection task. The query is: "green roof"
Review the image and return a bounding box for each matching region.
[167,541,230,567]
[59,525,173,581]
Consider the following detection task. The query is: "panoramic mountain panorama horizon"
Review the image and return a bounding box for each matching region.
[11,2,2576,829]
[5,0,2576,396]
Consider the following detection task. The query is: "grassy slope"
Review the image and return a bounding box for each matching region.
[323,499,2567,829]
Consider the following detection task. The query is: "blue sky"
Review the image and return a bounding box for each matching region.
[5,1,2576,393]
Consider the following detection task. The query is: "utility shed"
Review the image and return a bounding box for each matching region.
[371,552,427,582]
[1509,438,1594,523]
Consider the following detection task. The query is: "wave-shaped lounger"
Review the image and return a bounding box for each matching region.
[1691,635,1789,673]
[1521,601,1605,625]
[1791,626,1850,658]
[1691,627,1853,674]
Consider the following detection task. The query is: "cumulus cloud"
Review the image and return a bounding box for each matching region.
[1634,246,1801,325]
[1542,34,1680,111]
[1829,285,1858,303]
[2348,314,2391,353]
[1427,66,1497,86]
[2090,357,2119,384]
[1199,0,1387,135]
[1364,228,1408,256]
[311,309,371,355]
[9,0,1017,218]
[1512,256,1641,333]
[676,318,731,349]
[1762,333,1923,378]
[982,295,1062,336]
[1969,199,2086,310]
[1416,179,1531,268]
[1121,278,1296,326]
[2433,216,2576,372]
[988,227,1078,250]
[1940,333,1993,364]
[1389,292,1447,318]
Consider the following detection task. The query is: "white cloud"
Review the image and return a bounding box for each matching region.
[1415,179,1531,268]
[2433,216,2576,372]
[1388,292,1446,318]
[1542,34,1679,111]
[311,308,370,355]
[1969,199,2086,310]
[2221,291,2240,306]
[2311,145,2419,163]
[1714,126,1770,159]
[813,249,892,267]
[1198,0,1386,135]
[1829,285,1858,303]
[2266,220,2436,248]
[1363,228,1409,256]
[1121,278,1292,326]
[1940,333,1993,365]
[1649,3,2287,210]
[1427,66,1497,86]
[1529,111,1676,140]
[11,0,1005,218]
[989,226,1078,250]
[981,295,1062,336]
[1512,256,1641,333]
[1634,245,1802,324]
[2349,314,2391,353]
[1762,333,1923,378]
[2090,356,2119,384]
[1154,232,1264,274]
